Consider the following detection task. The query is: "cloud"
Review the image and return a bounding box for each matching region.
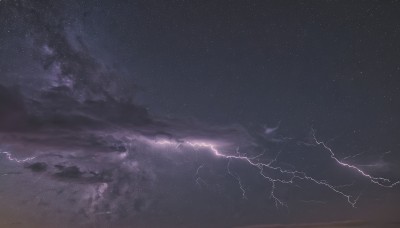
[25,162,48,172]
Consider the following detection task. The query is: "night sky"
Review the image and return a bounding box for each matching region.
[1,0,400,227]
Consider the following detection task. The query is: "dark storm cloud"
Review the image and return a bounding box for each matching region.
[32,86,152,128]
[25,162,48,172]
[0,76,151,132]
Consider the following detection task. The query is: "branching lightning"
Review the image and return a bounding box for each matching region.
[311,129,400,188]
[0,151,36,163]
[194,164,207,187]
[227,158,247,199]
[154,129,399,208]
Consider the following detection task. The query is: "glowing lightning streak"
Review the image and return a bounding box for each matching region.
[182,141,358,207]
[156,134,399,208]
[195,164,204,176]
[227,158,247,199]
[311,129,400,188]
[194,164,207,187]
[156,140,347,207]
[0,151,36,163]
[343,152,365,160]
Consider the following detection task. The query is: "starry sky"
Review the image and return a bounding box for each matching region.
[1,0,400,227]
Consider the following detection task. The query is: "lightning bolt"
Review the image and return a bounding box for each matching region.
[311,129,400,188]
[194,164,207,187]
[343,152,365,160]
[227,158,247,200]
[154,130,399,208]
[0,151,36,163]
